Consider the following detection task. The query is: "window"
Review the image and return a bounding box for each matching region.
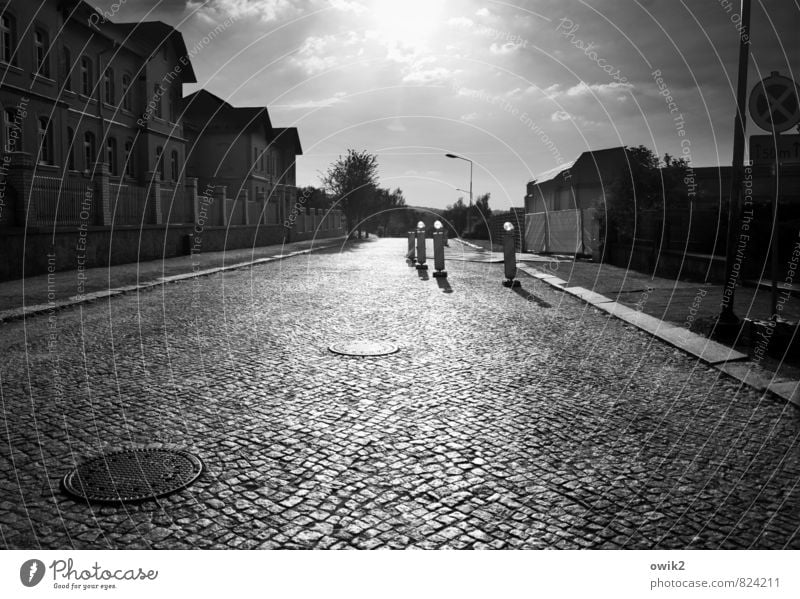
[80,56,92,95]
[259,149,264,172]
[34,28,49,77]
[63,47,72,91]
[121,73,131,110]
[124,139,134,177]
[155,146,164,179]
[106,137,117,175]
[253,147,258,170]
[1,14,16,65]
[103,67,114,104]
[37,117,52,164]
[83,131,96,170]
[170,150,178,181]
[66,127,75,170]
[3,108,18,152]
[153,85,162,119]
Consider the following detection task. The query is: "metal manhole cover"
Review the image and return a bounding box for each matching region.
[328,340,399,356]
[62,449,203,503]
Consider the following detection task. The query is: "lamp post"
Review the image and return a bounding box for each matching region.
[446,153,473,236]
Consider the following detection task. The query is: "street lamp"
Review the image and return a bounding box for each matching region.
[445,153,473,237]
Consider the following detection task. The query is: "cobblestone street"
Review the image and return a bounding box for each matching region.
[1,238,799,549]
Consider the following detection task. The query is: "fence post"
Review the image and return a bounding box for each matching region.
[185,176,198,224]
[93,162,111,226]
[147,170,162,225]
[8,152,35,226]
[213,185,227,226]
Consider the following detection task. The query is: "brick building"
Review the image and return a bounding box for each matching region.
[0,0,344,280]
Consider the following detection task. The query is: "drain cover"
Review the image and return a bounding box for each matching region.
[328,340,399,356]
[62,449,203,503]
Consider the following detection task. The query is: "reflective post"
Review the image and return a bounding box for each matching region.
[407,230,416,262]
[433,220,447,278]
[502,222,520,287]
[416,221,428,270]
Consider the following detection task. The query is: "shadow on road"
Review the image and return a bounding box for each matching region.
[436,277,453,294]
[512,285,551,308]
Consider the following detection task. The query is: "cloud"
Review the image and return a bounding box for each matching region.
[402,66,454,84]
[291,32,363,74]
[460,112,479,121]
[475,7,490,17]
[273,91,347,109]
[387,120,407,132]
[551,110,572,122]
[188,0,296,22]
[448,16,474,29]
[489,41,524,55]
[565,81,634,97]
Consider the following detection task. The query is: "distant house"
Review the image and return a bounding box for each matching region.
[183,89,305,229]
[524,147,627,256]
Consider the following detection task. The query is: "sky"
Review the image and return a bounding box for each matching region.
[87,0,800,211]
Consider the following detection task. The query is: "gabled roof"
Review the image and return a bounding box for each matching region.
[270,127,302,156]
[531,146,627,185]
[68,1,197,83]
[183,89,272,132]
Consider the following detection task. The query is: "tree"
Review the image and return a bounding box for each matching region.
[321,149,379,239]
[298,186,331,210]
[603,146,689,242]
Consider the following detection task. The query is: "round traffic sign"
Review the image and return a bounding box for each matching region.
[749,71,800,133]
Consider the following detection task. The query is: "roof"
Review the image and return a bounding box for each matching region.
[531,146,627,185]
[110,22,197,83]
[270,127,303,156]
[184,89,273,132]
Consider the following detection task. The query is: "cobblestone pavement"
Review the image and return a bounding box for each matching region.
[1,238,799,549]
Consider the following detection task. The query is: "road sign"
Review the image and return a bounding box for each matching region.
[749,134,800,165]
[748,71,800,133]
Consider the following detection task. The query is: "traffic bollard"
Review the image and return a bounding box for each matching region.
[416,221,428,270]
[433,220,447,278]
[407,230,416,262]
[502,222,520,287]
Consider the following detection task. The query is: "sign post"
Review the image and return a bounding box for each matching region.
[748,71,800,318]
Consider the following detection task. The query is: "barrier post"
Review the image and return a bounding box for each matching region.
[502,222,520,287]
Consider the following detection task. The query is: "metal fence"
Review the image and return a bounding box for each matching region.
[110,182,151,226]
[33,176,91,226]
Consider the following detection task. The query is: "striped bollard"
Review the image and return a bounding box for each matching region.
[407,230,416,263]
[432,220,447,278]
[502,222,520,287]
[416,221,428,270]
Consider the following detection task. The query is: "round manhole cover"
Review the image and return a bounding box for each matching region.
[62,449,203,503]
[328,340,399,356]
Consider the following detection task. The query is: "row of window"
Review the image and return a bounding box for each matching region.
[3,107,180,180]
[252,146,280,175]
[2,13,176,120]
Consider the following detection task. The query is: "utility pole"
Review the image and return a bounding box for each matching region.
[719,0,752,326]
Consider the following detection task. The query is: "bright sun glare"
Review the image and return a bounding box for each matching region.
[369,0,446,46]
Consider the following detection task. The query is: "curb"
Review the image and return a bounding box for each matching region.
[517,263,800,408]
[0,240,345,325]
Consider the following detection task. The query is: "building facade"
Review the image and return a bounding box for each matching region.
[0,0,197,228]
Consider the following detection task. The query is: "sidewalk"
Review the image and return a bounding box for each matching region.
[457,238,800,405]
[0,236,348,322]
